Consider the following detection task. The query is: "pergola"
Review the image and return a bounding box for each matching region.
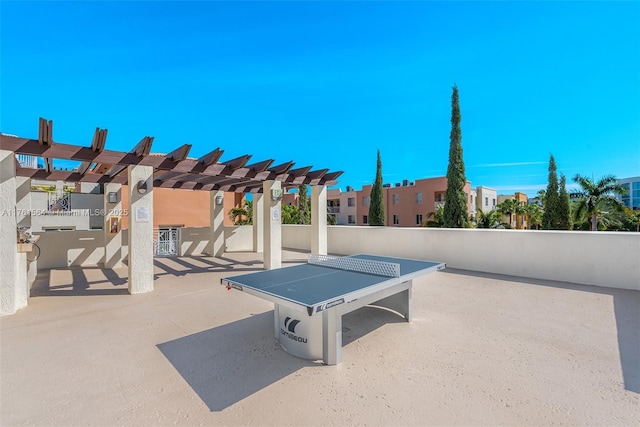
[2,118,342,190]
[0,118,342,315]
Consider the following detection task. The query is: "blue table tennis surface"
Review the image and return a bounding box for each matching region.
[223,254,442,307]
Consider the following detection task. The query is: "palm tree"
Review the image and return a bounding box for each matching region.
[628,209,640,232]
[524,203,543,230]
[515,201,529,229]
[497,199,519,228]
[281,203,300,224]
[475,209,506,229]
[572,174,626,231]
[424,204,445,227]
[228,200,253,225]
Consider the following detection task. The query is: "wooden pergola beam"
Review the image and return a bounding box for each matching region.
[196,148,224,167]
[165,143,191,162]
[318,171,343,186]
[0,129,343,192]
[78,128,108,175]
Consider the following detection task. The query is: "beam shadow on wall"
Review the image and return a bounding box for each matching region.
[30,266,129,297]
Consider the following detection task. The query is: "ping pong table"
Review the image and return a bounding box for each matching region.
[221,254,445,365]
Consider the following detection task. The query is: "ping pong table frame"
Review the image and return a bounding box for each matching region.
[222,256,445,365]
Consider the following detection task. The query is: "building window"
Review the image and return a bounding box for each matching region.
[485,197,488,207]
[362,196,370,206]
[492,198,496,207]
[347,198,355,207]
[622,183,631,206]
[43,227,75,232]
[363,215,368,224]
[415,192,423,204]
[348,215,355,224]
[436,192,444,202]
[393,214,399,225]
[632,182,640,208]
[392,194,399,205]
[416,214,423,225]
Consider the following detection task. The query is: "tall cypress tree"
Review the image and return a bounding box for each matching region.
[443,84,468,228]
[298,184,310,225]
[368,150,385,226]
[558,174,572,230]
[542,154,560,229]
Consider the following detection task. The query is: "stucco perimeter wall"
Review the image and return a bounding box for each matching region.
[224,225,253,252]
[282,224,312,251]
[180,227,210,256]
[34,230,129,270]
[36,226,252,269]
[180,226,253,254]
[282,225,640,291]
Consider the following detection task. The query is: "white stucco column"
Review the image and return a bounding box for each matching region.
[252,193,264,253]
[311,185,327,255]
[127,165,153,294]
[263,180,282,270]
[209,190,225,257]
[16,177,36,284]
[104,183,123,268]
[16,177,32,229]
[0,150,20,315]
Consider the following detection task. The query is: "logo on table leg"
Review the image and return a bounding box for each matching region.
[281,317,307,343]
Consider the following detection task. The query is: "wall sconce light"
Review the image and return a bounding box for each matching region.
[108,192,118,203]
[215,195,224,205]
[271,188,283,201]
[136,180,148,195]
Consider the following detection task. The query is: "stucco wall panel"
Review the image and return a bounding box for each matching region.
[281,225,639,291]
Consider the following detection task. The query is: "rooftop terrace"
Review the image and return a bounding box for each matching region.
[1,250,638,426]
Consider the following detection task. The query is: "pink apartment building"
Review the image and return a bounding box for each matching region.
[354,177,473,227]
[274,177,488,227]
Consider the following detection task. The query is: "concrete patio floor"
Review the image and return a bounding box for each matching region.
[1,250,638,426]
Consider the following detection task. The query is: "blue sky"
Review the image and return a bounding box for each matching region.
[1,1,639,196]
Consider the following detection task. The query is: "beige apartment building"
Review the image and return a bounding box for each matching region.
[497,192,529,229]
[475,186,498,215]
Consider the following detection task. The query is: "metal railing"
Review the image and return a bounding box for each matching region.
[153,228,179,256]
[47,191,71,212]
[16,154,37,169]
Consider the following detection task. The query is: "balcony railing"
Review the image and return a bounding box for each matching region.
[47,191,71,212]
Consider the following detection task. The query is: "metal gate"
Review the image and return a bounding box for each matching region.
[153,227,179,256]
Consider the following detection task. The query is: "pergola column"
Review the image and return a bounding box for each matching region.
[16,177,36,284]
[104,183,123,268]
[252,193,264,253]
[127,165,153,294]
[311,185,327,255]
[263,180,282,270]
[0,150,20,315]
[209,190,225,257]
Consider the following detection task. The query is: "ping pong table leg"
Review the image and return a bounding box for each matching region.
[273,304,280,339]
[369,281,413,321]
[322,309,342,365]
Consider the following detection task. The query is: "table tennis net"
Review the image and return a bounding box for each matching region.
[308,254,400,278]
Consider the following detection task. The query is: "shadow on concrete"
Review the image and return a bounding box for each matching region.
[157,305,407,412]
[30,266,129,297]
[443,268,640,394]
[156,312,315,412]
[342,305,406,346]
[152,257,266,280]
